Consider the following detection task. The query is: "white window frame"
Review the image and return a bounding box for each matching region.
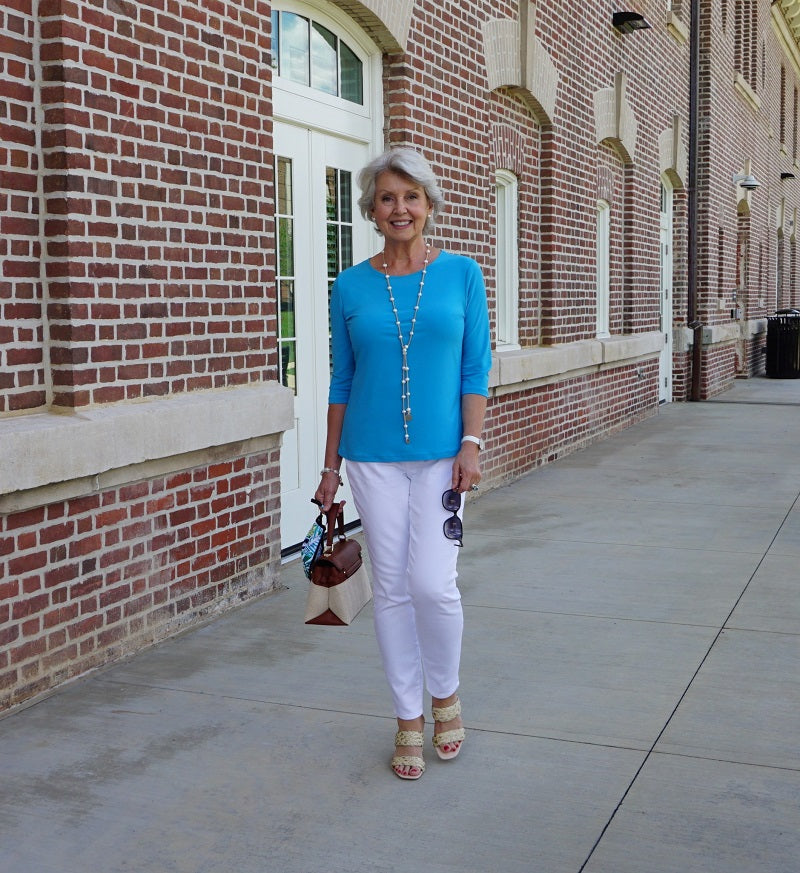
[271,0,380,142]
[495,169,520,349]
[596,199,611,338]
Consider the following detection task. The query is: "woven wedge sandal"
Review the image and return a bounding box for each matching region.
[391,729,425,780]
[432,698,465,761]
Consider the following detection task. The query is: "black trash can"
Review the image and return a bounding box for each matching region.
[765,310,800,378]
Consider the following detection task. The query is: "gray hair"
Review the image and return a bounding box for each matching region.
[357,147,445,233]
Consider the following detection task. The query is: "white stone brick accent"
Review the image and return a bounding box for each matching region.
[482,16,559,124]
[336,0,414,51]
[659,115,688,187]
[0,383,294,498]
[524,32,558,123]
[594,72,637,164]
[483,18,521,90]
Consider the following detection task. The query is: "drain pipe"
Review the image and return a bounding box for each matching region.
[687,0,703,400]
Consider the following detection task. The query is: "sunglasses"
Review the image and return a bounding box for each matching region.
[442,489,463,547]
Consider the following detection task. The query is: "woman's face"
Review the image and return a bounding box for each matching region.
[371,171,432,243]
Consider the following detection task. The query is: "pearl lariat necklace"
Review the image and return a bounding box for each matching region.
[381,240,431,444]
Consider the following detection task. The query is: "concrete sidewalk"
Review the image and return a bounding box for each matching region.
[1,377,799,873]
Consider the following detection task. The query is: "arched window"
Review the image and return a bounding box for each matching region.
[596,200,611,338]
[495,170,520,348]
[271,9,363,104]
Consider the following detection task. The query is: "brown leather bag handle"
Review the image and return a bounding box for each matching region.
[323,500,347,551]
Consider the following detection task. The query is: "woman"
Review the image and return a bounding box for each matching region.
[314,147,491,780]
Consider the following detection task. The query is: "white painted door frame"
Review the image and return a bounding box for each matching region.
[273,0,381,550]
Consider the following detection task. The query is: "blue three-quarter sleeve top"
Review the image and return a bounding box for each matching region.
[328,251,492,462]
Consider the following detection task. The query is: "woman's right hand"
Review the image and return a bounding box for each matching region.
[314,470,341,511]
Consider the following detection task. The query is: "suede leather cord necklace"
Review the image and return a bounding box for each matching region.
[381,240,431,444]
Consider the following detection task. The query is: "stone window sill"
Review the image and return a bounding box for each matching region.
[490,332,664,395]
[0,383,294,510]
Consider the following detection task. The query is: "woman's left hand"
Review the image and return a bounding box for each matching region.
[452,443,481,493]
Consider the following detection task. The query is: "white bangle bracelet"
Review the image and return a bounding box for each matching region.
[320,468,343,485]
[461,435,482,450]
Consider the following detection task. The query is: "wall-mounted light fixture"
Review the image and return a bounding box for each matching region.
[781,172,796,180]
[612,11,652,33]
[732,172,761,191]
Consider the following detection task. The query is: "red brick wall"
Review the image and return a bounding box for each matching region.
[0,0,47,412]
[373,0,679,491]
[1,0,282,711]
[1,447,281,709]
[673,349,692,401]
[377,0,690,349]
[36,0,276,409]
[482,361,659,485]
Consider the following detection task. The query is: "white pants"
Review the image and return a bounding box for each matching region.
[346,457,464,720]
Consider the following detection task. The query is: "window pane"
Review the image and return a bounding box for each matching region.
[311,22,338,95]
[496,182,508,341]
[271,11,279,71]
[280,12,310,87]
[275,11,363,106]
[340,226,353,271]
[495,171,519,346]
[279,279,295,338]
[280,340,297,393]
[276,156,292,215]
[275,153,297,394]
[325,167,337,222]
[325,168,354,278]
[340,41,363,104]
[278,217,294,277]
[339,170,352,222]
[327,222,339,279]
